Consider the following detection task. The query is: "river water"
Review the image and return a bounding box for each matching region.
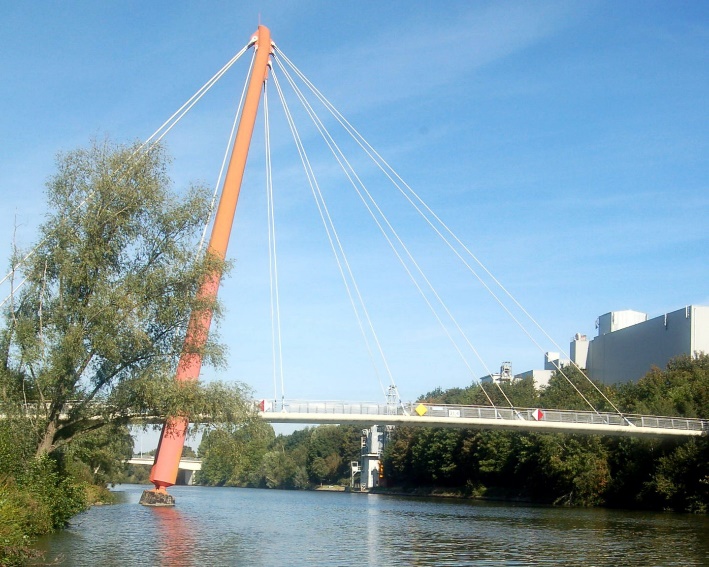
[35,484,709,566]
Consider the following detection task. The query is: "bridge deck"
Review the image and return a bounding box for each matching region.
[259,401,708,438]
[11,401,705,438]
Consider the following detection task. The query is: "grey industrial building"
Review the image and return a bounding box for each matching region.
[579,305,709,384]
[484,305,709,387]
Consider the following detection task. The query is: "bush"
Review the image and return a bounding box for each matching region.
[0,421,35,480]
[0,478,46,565]
[0,455,89,565]
[19,455,88,530]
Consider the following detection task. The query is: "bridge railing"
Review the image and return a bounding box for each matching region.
[275,400,388,416]
[262,400,709,433]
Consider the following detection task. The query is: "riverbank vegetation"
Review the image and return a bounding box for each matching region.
[196,355,709,514]
[0,420,121,565]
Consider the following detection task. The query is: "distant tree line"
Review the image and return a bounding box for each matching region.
[197,421,362,489]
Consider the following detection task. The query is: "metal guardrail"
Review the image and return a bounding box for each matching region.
[259,400,709,434]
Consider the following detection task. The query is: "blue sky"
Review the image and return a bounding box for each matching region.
[1,1,708,409]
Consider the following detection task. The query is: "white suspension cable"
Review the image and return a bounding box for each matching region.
[278,66,497,406]
[263,80,286,405]
[138,43,254,159]
[342,140,614,412]
[0,276,27,310]
[265,83,278,404]
[354,138,610,412]
[271,68,391,400]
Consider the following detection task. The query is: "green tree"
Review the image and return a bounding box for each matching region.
[228,420,275,486]
[0,139,252,459]
[619,354,709,417]
[275,429,312,489]
[647,438,709,513]
[258,448,298,489]
[603,437,664,509]
[382,426,416,484]
[182,445,197,458]
[472,431,516,485]
[195,428,236,486]
[0,419,35,479]
[198,420,275,486]
[407,428,464,485]
[306,425,360,485]
[63,423,134,485]
[540,366,617,412]
[515,434,611,506]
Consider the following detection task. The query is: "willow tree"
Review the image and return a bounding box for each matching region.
[0,140,250,457]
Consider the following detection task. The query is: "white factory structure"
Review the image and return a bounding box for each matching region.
[481,305,709,387]
[583,305,709,384]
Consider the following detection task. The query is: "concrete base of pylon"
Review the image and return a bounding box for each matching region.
[139,489,176,507]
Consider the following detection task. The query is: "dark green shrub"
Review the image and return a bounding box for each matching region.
[19,455,88,530]
[0,478,46,566]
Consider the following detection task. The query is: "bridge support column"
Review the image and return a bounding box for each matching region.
[181,469,196,486]
[141,24,272,506]
[359,425,389,490]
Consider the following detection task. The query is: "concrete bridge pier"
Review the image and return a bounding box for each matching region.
[357,425,389,490]
[176,468,196,486]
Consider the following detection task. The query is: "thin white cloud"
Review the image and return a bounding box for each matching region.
[289,1,590,115]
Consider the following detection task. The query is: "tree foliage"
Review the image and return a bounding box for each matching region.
[62,424,133,484]
[198,419,275,486]
[0,449,88,565]
[619,354,709,418]
[306,425,360,485]
[198,424,362,489]
[0,139,253,458]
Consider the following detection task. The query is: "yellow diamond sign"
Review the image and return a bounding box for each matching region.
[415,404,428,416]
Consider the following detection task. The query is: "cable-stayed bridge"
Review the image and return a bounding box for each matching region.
[10,399,706,438]
[3,26,705,504]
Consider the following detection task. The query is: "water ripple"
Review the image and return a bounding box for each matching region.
[34,485,709,566]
